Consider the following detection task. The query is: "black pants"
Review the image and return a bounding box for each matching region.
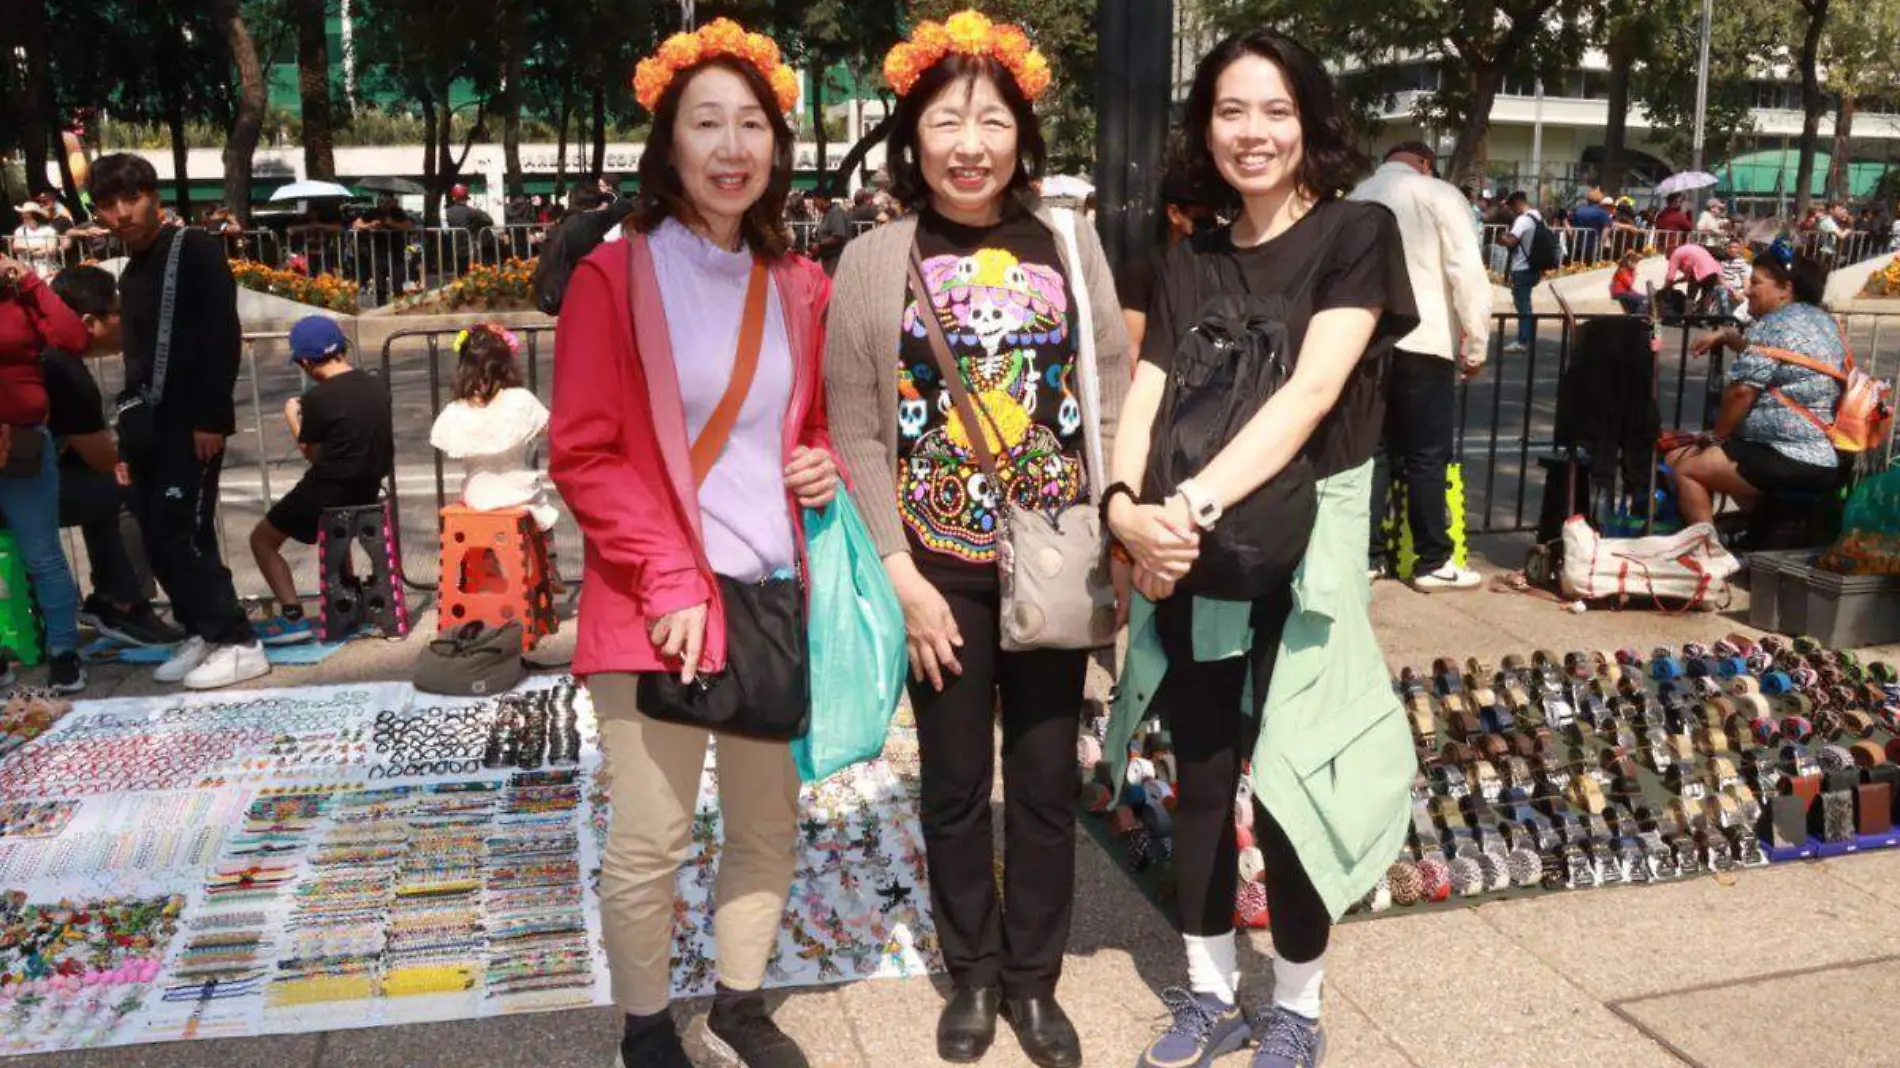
[1370,349,1457,574]
[1158,590,1330,965]
[911,585,1087,998]
[126,431,253,645]
[58,464,154,608]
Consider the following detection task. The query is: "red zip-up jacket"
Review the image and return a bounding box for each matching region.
[0,272,87,425]
[549,233,835,679]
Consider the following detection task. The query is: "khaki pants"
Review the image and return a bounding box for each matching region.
[590,673,802,1015]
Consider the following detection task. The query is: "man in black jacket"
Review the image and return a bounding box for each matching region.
[89,153,267,690]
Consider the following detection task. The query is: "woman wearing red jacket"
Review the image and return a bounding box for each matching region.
[547,21,836,1068]
[0,253,88,693]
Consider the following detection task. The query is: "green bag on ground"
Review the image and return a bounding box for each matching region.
[1820,463,1900,575]
[794,495,907,783]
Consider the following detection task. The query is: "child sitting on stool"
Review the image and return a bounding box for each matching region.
[428,324,560,582]
[251,316,393,644]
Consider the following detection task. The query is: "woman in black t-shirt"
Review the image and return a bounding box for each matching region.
[1107,30,1417,1068]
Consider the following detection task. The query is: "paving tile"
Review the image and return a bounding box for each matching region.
[1813,849,1900,909]
[1481,863,1900,1000]
[1615,957,1900,1068]
[316,1006,620,1067]
[1322,908,1679,1068]
[9,1034,322,1068]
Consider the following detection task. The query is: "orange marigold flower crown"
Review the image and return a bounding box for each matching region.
[632,18,800,115]
[884,10,1052,102]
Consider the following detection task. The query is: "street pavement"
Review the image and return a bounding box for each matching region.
[13,537,1900,1068]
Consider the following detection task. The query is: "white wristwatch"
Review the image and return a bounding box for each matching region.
[1173,478,1223,530]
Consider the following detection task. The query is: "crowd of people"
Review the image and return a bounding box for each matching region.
[0,11,1873,1068]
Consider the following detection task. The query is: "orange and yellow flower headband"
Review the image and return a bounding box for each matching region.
[884,10,1053,102]
[633,18,801,115]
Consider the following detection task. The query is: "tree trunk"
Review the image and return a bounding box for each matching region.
[167,106,192,221]
[499,7,526,196]
[809,70,830,194]
[1792,0,1830,217]
[1602,28,1635,194]
[18,0,51,197]
[830,115,896,199]
[589,83,606,183]
[553,87,572,200]
[295,0,337,179]
[1445,63,1505,191]
[1828,94,1856,203]
[421,93,440,226]
[214,0,267,227]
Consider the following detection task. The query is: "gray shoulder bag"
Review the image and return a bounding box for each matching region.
[112,229,188,460]
[906,246,1116,651]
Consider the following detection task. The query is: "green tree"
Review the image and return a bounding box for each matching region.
[214,0,271,225]
[1821,0,1900,201]
[1627,0,1786,172]
[293,0,338,179]
[1791,0,1831,216]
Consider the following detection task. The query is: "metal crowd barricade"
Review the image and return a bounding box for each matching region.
[478,223,552,264]
[787,220,818,253]
[378,326,561,592]
[419,228,478,290]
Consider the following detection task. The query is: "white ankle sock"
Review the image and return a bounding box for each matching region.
[1272,954,1324,1019]
[1183,933,1237,1004]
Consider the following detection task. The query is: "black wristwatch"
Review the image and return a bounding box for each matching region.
[1100,482,1139,527]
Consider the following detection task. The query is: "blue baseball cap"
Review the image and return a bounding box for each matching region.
[288,316,349,364]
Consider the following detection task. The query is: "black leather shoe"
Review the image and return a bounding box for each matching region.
[936,985,1001,1062]
[1002,995,1082,1068]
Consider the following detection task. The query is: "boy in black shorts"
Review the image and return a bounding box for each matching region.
[250,316,393,644]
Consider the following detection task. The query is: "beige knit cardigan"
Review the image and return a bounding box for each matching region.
[824,207,1133,558]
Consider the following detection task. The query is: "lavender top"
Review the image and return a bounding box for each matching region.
[649,217,796,582]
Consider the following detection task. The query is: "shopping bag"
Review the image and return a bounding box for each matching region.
[1558,517,1739,608]
[793,495,908,783]
[1820,464,1900,575]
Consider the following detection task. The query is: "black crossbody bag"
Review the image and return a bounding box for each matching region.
[112,229,188,461]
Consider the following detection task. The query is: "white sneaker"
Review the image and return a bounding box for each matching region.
[1502,342,1528,354]
[154,636,212,683]
[182,641,270,691]
[1412,564,1483,591]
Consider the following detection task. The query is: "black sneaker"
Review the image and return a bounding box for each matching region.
[705,989,810,1068]
[620,1013,692,1068]
[49,652,86,696]
[77,593,110,631]
[95,603,186,648]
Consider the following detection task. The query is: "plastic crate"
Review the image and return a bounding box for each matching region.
[1802,568,1900,648]
[1747,549,1816,632]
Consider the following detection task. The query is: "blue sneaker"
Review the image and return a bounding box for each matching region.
[1138,988,1249,1068]
[1251,1007,1326,1068]
[255,615,317,647]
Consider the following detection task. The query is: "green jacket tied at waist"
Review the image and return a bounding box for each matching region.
[1104,461,1414,919]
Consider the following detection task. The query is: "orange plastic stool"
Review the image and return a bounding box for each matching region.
[436,505,556,650]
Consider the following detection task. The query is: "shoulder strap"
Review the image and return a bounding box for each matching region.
[906,247,1002,479]
[1049,209,1105,504]
[1766,385,1835,440]
[1752,344,1849,384]
[149,228,188,404]
[688,257,770,486]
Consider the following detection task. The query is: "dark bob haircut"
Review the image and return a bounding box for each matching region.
[452,325,525,405]
[636,57,795,260]
[1174,29,1368,213]
[88,153,159,204]
[1753,251,1829,308]
[885,54,1047,217]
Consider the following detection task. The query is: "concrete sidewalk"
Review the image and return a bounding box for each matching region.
[12,543,1900,1068]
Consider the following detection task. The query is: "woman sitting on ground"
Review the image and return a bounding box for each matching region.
[1669,246,1843,524]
